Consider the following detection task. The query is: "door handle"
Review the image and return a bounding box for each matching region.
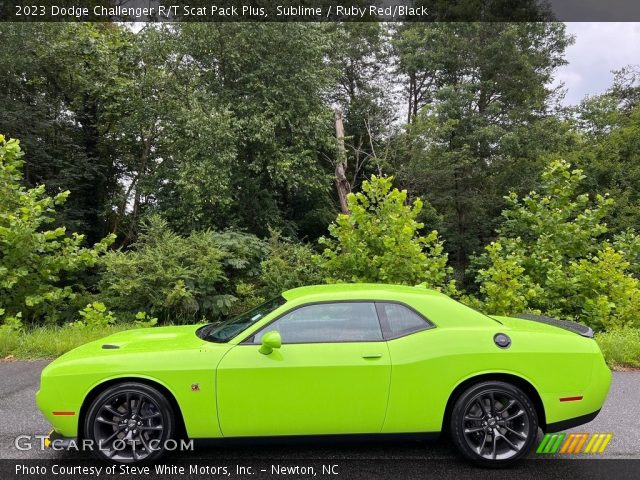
[362,353,383,359]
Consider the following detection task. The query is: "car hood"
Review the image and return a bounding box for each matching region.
[97,324,206,351]
[57,324,207,361]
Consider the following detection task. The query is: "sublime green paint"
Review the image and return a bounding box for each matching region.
[36,284,611,440]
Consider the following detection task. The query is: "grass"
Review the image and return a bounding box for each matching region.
[0,324,137,359]
[595,328,640,370]
[2,324,639,370]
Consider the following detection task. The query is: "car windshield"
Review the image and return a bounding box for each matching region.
[200,296,286,343]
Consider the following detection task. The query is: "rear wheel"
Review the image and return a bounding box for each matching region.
[450,381,538,467]
[84,382,175,463]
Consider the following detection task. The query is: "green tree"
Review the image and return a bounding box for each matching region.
[0,23,337,244]
[572,68,640,235]
[474,160,640,330]
[0,136,114,324]
[391,23,573,281]
[107,26,242,243]
[167,23,337,239]
[317,175,456,292]
[0,23,136,243]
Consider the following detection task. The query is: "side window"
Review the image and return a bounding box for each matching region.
[376,302,432,339]
[253,302,383,344]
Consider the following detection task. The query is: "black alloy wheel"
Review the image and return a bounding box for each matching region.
[450,381,538,467]
[84,382,175,463]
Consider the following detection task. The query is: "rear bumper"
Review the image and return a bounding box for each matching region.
[546,409,601,433]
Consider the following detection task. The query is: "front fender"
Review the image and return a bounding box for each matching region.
[36,344,229,439]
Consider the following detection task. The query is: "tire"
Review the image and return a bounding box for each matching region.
[450,381,538,467]
[84,382,175,463]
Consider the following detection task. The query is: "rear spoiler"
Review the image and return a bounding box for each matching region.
[515,314,594,338]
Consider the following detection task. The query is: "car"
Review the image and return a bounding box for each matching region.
[36,283,611,466]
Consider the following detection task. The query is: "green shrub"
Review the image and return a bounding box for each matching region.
[473,160,640,330]
[0,309,24,333]
[228,281,266,316]
[0,135,115,325]
[133,311,158,328]
[73,302,116,328]
[260,230,323,298]
[614,230,640,278]
[596,328,640,369]
[317,175,456,293]
[98,216,265,323]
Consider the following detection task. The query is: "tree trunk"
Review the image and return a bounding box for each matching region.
[407,72,415,124]
[334,109,351,215]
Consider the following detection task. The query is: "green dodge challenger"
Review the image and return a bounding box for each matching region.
[36,284,611,466]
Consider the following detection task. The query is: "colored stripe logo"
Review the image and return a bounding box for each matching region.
[537,433,612,454]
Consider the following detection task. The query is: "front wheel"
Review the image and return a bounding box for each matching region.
[84,382,175,463]
[450,381,538,467]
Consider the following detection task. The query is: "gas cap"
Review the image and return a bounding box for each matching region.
[493,333,511,348]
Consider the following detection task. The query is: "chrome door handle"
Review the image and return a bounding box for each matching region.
[362,353,383,359]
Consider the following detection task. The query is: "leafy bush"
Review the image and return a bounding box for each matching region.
[0,136,115,325]
[69,302,116,329]
[565,247,640,330]
[227,281,266,316]
[260,230,323,298]
[210,229,266,283]
[0,309,23,334]
[317,175,456,293]
[596,328,640,369]
[614,230,640,278]
[98,216,265,323]
[133,311,158,328]
[67,302,158,331]
[474,160,640,330]
[474,242,541,316]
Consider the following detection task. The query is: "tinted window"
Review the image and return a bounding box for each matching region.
[253,302,382,344]
[377,303,431,339]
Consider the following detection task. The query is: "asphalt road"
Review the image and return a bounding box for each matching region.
[0,360,639,479]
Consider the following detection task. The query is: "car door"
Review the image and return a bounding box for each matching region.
[374,301,442,433]
[216,302,391,437]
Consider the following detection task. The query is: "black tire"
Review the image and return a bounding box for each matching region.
[450,381,538,467]
[84,382,175,463]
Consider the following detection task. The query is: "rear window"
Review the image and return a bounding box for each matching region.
[376,302,432,339]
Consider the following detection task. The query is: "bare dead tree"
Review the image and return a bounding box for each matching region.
[334,109,351,215]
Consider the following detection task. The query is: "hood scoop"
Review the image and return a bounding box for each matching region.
[515,314,594,338]
[101,344,121,349]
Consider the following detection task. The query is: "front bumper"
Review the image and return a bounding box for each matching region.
[45,430,76,449]
[36,385,81,438]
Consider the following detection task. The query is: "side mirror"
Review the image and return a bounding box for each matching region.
[259,330,282,355]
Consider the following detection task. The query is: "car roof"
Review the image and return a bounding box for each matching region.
[280,284,499,328]
[282,283,447,302]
